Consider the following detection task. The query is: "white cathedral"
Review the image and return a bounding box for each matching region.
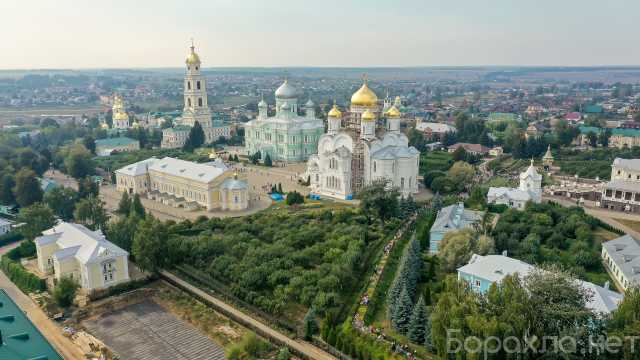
[487,160,542,210]
[162,42,230,149]
[305,78,420,200]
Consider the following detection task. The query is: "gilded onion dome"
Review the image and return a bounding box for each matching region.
[275,79,298,99]
[186,43,201,65]
[351,78,378,107]
[113,111,129,121]
[361,109,376,122]
[386,105,401,118]
[328,104,342,118]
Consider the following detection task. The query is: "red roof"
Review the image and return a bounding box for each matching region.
[565,112,582,121]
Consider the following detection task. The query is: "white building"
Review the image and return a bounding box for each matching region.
[458,254,622,315]
[601,158,640,213]
[34,222,130,291]
[602,234,640,290]
[0,218,13,236]
[487,160,542,209]
[115,156,248,211]
[161,43,231,149]
[111,94,130,129]
[244,80,324,163]
[305,79,420,200]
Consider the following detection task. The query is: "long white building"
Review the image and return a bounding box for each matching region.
[115,157,248,211]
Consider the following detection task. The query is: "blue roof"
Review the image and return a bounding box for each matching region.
[39,178,58,193]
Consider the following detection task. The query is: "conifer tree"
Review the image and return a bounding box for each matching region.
[278,183,283,194]
[387,272,405,319]
[130,193,145,218]
[392,285,414,334]
[264,153,272,167]
[117,191,131,216]
[408,296,428,344]
[303,308,318,340]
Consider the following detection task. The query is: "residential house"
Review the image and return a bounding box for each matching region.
[95,137,140,157]
[447,143,490,156]
[34,222,130,291]
[458,253,622,315]
[429,202,483,253]
[0,217,13,235]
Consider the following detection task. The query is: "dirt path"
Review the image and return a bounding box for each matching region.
[161,271,336,360]
[0,264,86,359]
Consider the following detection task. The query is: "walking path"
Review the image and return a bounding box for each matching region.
[160,271,336,360]
[0,246,86,359]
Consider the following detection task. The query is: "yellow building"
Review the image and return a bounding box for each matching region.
[115,157,249,211]
[35,222,130,291]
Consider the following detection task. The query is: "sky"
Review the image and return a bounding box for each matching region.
[1,0,639,69]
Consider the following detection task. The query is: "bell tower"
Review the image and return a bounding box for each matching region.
[182,40,212,132]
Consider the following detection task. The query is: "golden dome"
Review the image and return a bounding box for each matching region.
[386,105,401,118]
[361,109,376,122]
[351,78,378,107]
[328,104,342,118]
[113,111,129,121]
[101,123,109,129]
[186,44,201,65]
[132,121,140,128]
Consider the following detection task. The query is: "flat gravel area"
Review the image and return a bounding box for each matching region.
[84,300,225,360]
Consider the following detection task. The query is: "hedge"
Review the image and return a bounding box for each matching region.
[6,240,36,261]
[0,232,23,247]
[0,256,46,294]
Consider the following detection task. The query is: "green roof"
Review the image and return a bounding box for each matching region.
[95,137,138,147]
[487,112,519,123]
[584,105,603,114]
[165,125,191,132]
[0,289,63,360]
[579,126,640,137]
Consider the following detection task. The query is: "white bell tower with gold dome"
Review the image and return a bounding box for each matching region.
[181,40,213,134]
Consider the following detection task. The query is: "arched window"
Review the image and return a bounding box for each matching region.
[197,81,201,90]
[187,82,191,90]
[187,98,191,107]
[198,98,203,107]
[373,161,377,172]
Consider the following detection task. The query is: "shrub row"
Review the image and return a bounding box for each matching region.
[0,256,46,294]
[6,240,36,261]
[363,221,416,324]
[322,321,398,360]
[0,232,23,247]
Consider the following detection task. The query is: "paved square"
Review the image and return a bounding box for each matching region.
[84,300,225,360]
